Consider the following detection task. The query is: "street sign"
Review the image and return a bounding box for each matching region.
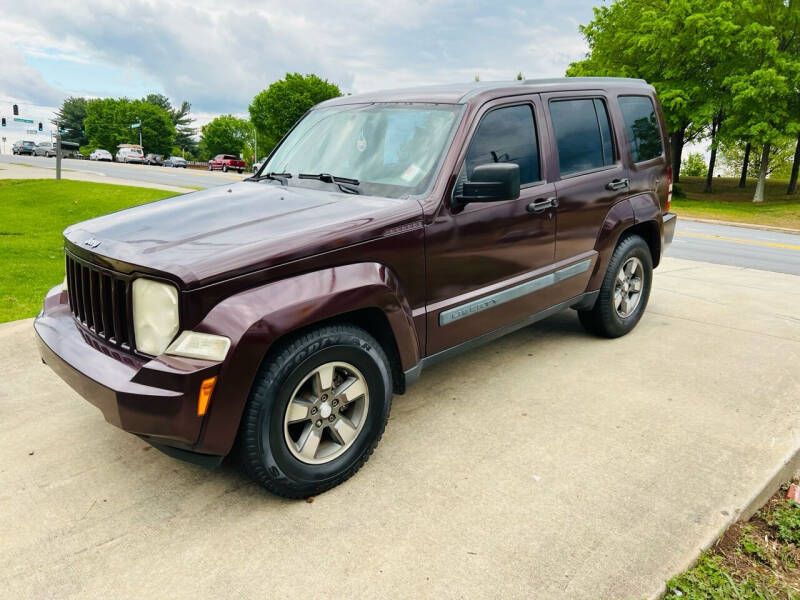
[130,122,140,128]
[14,118,34,124]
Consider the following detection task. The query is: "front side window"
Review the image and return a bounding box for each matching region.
[618,96,663,162]
[463,104,540,185]
[264,103,462,198]
[549,98,616,176]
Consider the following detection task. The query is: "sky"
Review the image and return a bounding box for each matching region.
[0,0,596,138]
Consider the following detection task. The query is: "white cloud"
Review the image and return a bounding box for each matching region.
[0,0,591,122]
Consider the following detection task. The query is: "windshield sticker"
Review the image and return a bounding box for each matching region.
[401,164,423,182]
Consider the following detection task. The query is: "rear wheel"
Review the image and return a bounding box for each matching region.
[208,164,212,171]
[239,324,392,498]
[578,234,653,338]
[222,164,228,172]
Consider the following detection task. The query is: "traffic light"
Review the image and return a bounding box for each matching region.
[1,118,5,127]
[38,122,42,131]
[12,104,18,116]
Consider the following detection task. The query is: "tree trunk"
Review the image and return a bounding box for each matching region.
[788,133,800,195]
[753,142,771,203]
[738,142,751,188]
[670,128,685,183]
[704,116,721,193]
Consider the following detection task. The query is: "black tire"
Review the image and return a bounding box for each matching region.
[238,168,243,174]
[222,164,228,173]
[239,324,393,498]
[578,234,653,338]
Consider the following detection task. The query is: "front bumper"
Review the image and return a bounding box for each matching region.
[34,286,224,461]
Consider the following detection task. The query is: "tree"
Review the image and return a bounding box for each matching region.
[53,97,89,147]
[516,72,524,80]
[248,73,340,154]
[199,115,253,159]
[681,153,707,177]
[144,93,198,154]
[723,1,800,202]
[567,0,742,185]
[721,139,797,181]
[84,98,175,156]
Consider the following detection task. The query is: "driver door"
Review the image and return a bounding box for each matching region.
[424,96,558,355]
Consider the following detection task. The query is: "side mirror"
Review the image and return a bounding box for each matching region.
[455,162,520,207]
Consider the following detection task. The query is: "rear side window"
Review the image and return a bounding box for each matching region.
[618,96,663,162]
[549,98,615,176]
[465,105,540,184]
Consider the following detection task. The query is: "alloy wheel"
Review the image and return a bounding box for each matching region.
[614,256,644,318]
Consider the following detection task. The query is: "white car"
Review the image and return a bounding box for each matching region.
[90,149,112,162]
[115,148,144,164]
[252,157,267,173]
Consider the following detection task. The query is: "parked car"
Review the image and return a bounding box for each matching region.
[115,148,144,164]
[208,154,246,173]
[35,78,675,498]
[164,156,187,168]
[145,153,163,166]
[89,149,112,162]
[252,157,267,174]
[12,140,36,155]
[34,142,57,157]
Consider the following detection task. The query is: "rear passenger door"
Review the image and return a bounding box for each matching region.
[543,93,630,268]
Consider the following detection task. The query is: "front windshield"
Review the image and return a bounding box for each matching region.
[262,103,462,198]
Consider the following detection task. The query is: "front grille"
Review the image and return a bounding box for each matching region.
[65,253,134,350]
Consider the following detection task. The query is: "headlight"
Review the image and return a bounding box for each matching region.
[132,278,179,355]
[166,331,231,361]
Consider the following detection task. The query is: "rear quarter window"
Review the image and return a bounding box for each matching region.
[618,96,663,162]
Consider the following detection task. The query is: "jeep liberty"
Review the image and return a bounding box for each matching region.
[35,78,677,498]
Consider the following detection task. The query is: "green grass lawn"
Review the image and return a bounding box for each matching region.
[0,179,176,323]
[673,176,800,229]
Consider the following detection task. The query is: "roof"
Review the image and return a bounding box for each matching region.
[319,77,650,107]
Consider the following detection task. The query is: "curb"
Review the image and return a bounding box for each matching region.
[679,216,800,235]
[648,443,800,599]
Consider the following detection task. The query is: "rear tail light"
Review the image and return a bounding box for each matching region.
[666,165,673,212]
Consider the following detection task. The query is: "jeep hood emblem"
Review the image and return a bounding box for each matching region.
[84,238,102,249]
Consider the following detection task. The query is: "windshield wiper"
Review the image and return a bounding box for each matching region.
[298,173,360,194]
[246,172,292,186]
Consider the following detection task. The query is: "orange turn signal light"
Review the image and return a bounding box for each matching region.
[197,376,217,416]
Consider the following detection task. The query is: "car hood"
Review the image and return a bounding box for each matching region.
[64,181,422,287]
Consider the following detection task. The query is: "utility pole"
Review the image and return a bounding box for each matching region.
[137,118,142,149]
[254,129,258,163]
[56,128,62,181]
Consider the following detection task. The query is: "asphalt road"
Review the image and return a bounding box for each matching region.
[0,153,246,189]
[669,220,800,276]
[3,153,798,275]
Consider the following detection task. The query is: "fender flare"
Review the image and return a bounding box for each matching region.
[191,262,419,456]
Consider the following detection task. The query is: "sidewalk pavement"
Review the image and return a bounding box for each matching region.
[1,257,798,599]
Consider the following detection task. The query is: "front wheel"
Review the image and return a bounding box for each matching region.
[239,324,393,498]
[578,234,653,338]
[222,165,228,172]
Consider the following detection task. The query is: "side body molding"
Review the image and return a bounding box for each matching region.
[191,262,420,456]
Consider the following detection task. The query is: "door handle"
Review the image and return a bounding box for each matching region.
[526,197,558,214]
[605,178,630,191]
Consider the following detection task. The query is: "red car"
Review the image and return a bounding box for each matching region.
[208,154,245,173]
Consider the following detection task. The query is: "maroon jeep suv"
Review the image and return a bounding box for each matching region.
[35,78,676,498]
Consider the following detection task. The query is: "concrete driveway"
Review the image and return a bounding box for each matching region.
[1,257,799,599]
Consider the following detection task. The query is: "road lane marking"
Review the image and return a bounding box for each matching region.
[676,231,800,251]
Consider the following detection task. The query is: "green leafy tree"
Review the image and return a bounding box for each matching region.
[681,153,708,177]
[198,115,253,160]
[723,1,800,202]
[53,97,89,146]
[567,0,742,186]
[144,93,198,154]
[248,73,340,155]
[84,98,175,157]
